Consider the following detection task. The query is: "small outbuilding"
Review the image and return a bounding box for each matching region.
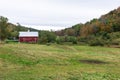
[19,31,39,43]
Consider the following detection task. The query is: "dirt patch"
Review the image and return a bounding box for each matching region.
[79,59,108,64]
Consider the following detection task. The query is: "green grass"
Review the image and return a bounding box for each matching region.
[0,43,120,80]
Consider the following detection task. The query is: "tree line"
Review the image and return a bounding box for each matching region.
[55,7,120,46]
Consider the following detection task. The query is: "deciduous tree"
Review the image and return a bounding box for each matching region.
[0,16,9,42]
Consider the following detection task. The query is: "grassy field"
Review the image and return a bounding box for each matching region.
[0,43,120,80]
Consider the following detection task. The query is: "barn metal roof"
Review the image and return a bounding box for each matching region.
[19,32,39,37]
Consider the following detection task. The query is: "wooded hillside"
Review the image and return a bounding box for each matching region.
[55,7,120,46]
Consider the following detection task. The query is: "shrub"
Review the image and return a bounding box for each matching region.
[70,37,77,44]
[56,36,61,44]
[89,38,104,46]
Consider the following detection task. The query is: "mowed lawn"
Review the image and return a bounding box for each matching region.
[0,44,120,80]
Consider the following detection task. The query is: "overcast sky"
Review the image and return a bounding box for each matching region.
[0,0,120,30]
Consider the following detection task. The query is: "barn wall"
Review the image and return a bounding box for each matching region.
[19,37,38,43]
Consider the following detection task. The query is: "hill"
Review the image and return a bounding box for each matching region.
[55,7,120,46]
[56,7,120,36]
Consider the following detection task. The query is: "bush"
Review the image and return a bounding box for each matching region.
[38,37,48,44]
[56,36,61,44]
[38,31,57,44]
[78,37,88,42]
[70,37,77,44]
[89,38,104,46]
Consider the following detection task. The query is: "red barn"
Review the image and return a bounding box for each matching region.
[19,31,39,43]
